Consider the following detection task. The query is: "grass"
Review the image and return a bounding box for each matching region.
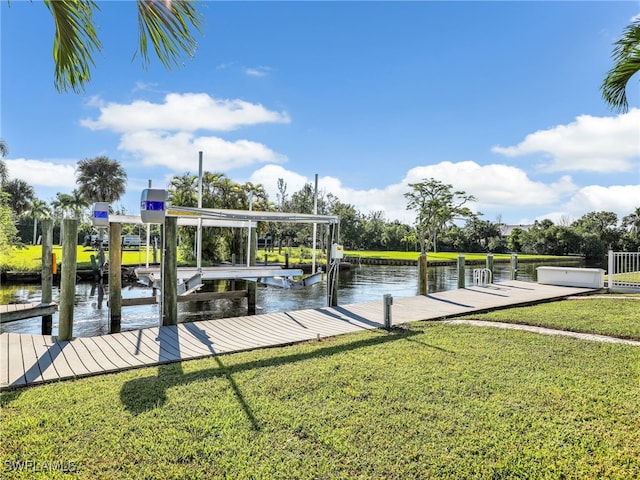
[1,299,639,479]
[0,245,157,272]
[258,248,565,265]
[459,296,640,341]
[2,245,569,273]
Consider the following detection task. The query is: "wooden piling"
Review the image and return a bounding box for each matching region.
[163,217,178,325]
[418,253,427,295]
[109,222,122,333]
[457,255,465,289]
[247,228,257,315]
[327,224,339,307]
[40,219,53,335]
[486,253,494,282]
[58,218,77,341]
[510,253,518,280]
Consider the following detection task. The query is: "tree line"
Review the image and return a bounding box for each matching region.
[1,150,638,262]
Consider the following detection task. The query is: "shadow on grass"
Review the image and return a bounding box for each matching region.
[119,326,424,421]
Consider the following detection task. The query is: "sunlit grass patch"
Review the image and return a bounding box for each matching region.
[460,295,640,340]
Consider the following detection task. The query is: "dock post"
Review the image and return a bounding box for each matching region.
[58,218,78,341]
[457,255,465,289]
[486,253,494,283]
[163,216,178,325]
[418,253,427,295]
[247,227,257,315]
[327,224,339,307]
[383,294,393,330]
[40,219,53,335]
[109,222,122,333]
[510,253,518,280]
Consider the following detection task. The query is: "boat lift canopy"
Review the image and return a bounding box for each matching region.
[109,214,257,228]
[165,206,340,225]
[110,208,338,227]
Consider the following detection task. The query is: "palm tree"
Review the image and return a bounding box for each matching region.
[168,173,198,207]
[41,0,202,93]
[52,190,88,245]
[0,139,9,186]
[3,179,35,216]
[29,198,52,245]
[602,18,640,112]
[76,156,127,204]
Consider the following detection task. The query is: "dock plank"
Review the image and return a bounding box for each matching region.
[6,333,26,387]
[74,337,119,372]
[29,337,61,382]
[65,338,106,374]
[0,333,9,386]
[19,334,42,385]
[46,340,77,380]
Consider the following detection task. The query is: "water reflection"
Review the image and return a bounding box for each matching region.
[0,259,582,337]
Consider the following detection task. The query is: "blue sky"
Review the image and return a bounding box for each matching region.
[2,1,639,226]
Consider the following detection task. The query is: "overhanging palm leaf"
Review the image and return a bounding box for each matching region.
[44,0,101,93]
[44,0,202,93]
[602,19,640,113]
[137,0,202,70]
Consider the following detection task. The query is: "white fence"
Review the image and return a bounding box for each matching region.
[607,250,640,292]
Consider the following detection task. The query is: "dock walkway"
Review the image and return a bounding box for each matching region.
[1,281,599,391]
[0,302,57,324]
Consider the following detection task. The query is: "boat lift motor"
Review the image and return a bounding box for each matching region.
[331,243,344,259]
[140,189,167,224]
[92,202,109,228]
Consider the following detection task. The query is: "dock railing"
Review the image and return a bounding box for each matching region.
[607,250,640,292]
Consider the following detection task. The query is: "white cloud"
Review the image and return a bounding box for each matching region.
[248,165,309,200]
[248,160,579,224]
[402,161,577,210]
[81,93,290,132]
[492,109,640,172]
[244,66,271,77]
[119,131,286,172]
[564,184,640,219]
[5,158,76,188]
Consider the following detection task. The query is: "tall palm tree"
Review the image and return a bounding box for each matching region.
[42,0,202,93]
[76,156,127,204]
[602,18,640,112]
[52,190,88,219]
[29,198,52,245]
[52,190,88,244]
[0,139,9,186]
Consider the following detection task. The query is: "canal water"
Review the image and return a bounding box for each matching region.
[0,259,582,337]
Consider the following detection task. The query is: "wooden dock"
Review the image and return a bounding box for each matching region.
[0,281,600,391]
[0,302,57,324]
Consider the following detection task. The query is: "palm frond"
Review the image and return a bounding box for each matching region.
[136,0,203,70]
[44,0,102,93]
[602,19,640,113]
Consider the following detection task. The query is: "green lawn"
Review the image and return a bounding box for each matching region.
[2,245,569,273]
[1,299,639,479]
[460,296,640,341]
[0,245,157,272]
